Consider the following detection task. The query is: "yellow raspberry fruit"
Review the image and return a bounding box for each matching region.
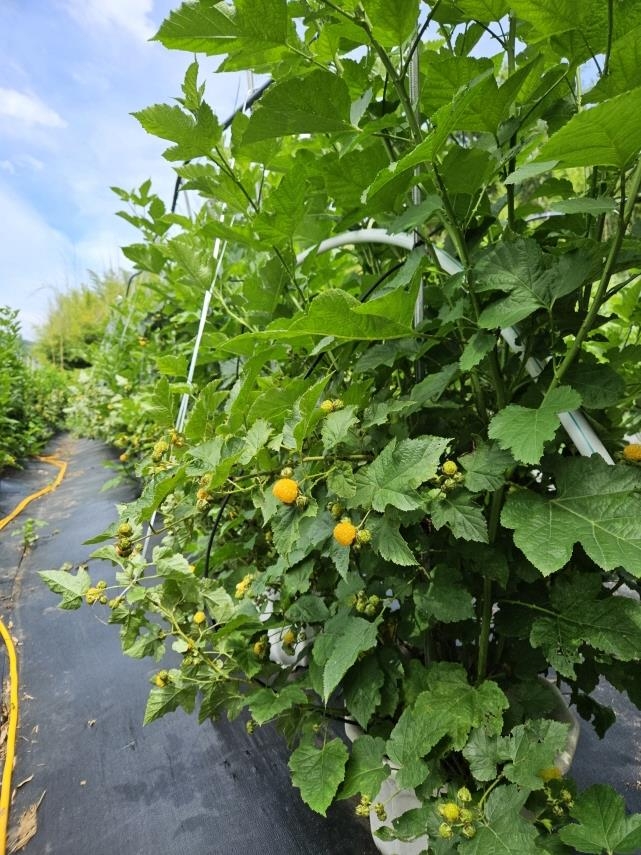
[154,671,169,688]
[333,520,358,546]
[442,459,458,476]
[253,640,267,657]
[272,477,299,504]
[235,573,254,599]
[193,610,207,625]
[438,803,461,823]
[320,399,334,414]
[623,443,641,462]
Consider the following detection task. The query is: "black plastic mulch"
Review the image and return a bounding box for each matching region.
[0,435,377,855]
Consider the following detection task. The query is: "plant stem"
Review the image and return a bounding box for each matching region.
[476,488,503,683]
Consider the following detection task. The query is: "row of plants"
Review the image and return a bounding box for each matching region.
[45,1,641,852]
[0,306,67,470]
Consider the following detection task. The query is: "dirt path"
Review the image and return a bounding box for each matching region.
[0,435,376,855]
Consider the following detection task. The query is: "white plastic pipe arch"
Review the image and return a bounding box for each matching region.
[295,229,613,465]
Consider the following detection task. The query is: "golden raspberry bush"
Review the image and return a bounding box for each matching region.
[40,1,641,850]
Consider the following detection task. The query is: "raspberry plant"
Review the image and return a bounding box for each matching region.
[43,1,641,852]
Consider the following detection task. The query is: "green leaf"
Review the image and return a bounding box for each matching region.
[550,197,617,215]
[285,595,330,623]
[499,719,569,790]
[388,196,443,233]
[502,456,641,575]
[248,684,308,725]
[564,357,625,410]
[343,654,385,729]
[372,515,419,566]
[352,435,450,512]
[143,683,197,725]
[386,668,508,788]
[530,573,641,678]
[588,26,641,102]
[243,70,352,142]
[327,463,357,499]
[361,0,420,46]
[460,331,497,371]
[559,785,641,854]
[430,493,489,543]
[39,567,91,610]
[153,1,236,53]
[488,386,582,465]
[460,442,515,492]
[340,735,389,800]
[415,567,475,623]
[454,0,509,21]
[321,406,359,452]
[537,88,641,169]
[288,738,349,815]
[459,785,540,855]
[318,614,380,702]
[132,102,220,161]
[238,418,272,463]
[463,729,502,782]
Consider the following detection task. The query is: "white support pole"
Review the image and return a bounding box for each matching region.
[296,228,613,464]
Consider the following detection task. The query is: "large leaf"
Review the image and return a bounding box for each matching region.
[460,442,515,492]
[372,515,419,566]
[559,785,641,854]
[143,683,197,725]
[39,566,91,610]
[288,738,348,815]
[132,102,220,161]
[313,614,380,702]
[529,573,641,678]
[459,785,540,855]
[488,386,581,465]
[248,685,308,725]
[339,735,390,800]
[502,456,641,575]
[588,26,641,102]
[352,436,450,512]
[243,70,352,142]
[153,1,236,53]
[537,88,641,168]
[430,493,489,543]
[343,654,385,729]
[499,720,569,790]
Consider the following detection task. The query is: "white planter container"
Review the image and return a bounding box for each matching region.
[345,676,580,855]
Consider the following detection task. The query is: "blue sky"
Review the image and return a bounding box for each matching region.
[0,1,245,338]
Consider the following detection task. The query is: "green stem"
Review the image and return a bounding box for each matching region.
[505,14,517,232]
[548,161,641,392]
[476,488,503,683]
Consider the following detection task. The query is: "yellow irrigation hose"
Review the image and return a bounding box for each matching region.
[0,455,67,532]
[0,453,66,851]
[0,620,18,855]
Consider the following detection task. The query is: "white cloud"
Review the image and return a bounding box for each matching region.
[0,87,66,128]
[62,0,156,42]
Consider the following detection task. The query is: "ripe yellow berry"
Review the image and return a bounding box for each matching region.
[193,610,207,625]
[119,452,129,463]
[320,399,334,413]
[235,573,254,599]
[272,477,299,504]
[333,520,358,546]
[253,640,267,657]
[438,803,461,823]
[442,459,458,476]
[623,443,641,462]
[117,522,133,537]
[154,670,169,688]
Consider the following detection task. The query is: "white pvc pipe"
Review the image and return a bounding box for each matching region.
[295,229,613,464]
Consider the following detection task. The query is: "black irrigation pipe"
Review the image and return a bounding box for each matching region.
[170,78,273,214]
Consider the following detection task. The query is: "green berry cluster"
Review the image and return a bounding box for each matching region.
[437,788,478,840]
[354,591,381,618]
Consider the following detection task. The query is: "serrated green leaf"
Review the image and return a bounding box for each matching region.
[340,734,389,800]
[285,594,330,623]
[327,463,357,499]
[343,654,385,729]
[459,785,540,855]
[143,683,197,725]
[460,442,515,492]
[500,719,569,790]
[39,567,91,609]
[288,738,348,815]
[564,357,625,409]
[361,0,420,46]
[463,729,502,782]
[238,418,272,463]
[132,102,220,161]
[321,406,359,452]
[559,784,641,854]
[537,88,641,168]
[460,331,497,371]
[588,26,641,102]
[529,573,641,678]
[488,386,581,465]
[243,70,352,142]
[415,567,475,624]
[502,456,641,575]
[248,684,308,725]
[153,1,236,53]
[372,515,419,566]
[353,435,450,512]
[550,196,617,215]
[318,615,380,702]
[430,493,489,543]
